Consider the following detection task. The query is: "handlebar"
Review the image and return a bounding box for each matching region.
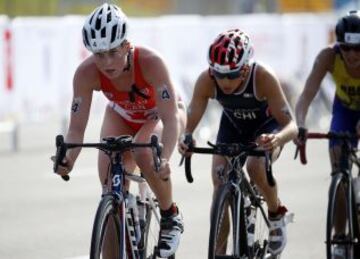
[180,138,275,186]
[295,131,359,165]
[53,134,162,181]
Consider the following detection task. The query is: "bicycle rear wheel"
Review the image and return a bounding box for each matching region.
[90,194,125,259]
[208,183,247,259]
[326,173,358,259]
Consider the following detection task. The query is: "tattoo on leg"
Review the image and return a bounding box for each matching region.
[71,97,82,113]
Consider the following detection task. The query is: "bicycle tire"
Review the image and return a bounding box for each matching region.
[326,173,356,259]
[208,183,248,259]
[139,197,175,259]
[90,194,125,259]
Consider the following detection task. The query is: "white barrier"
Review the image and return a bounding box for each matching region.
[0,13,337,150]
[0,15,18,151]
[0,15,10,119]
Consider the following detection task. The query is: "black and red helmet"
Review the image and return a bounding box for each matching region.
[208,29,254,73]
[335,10,360,44]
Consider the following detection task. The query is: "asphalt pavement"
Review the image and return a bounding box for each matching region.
[0,119,331,259]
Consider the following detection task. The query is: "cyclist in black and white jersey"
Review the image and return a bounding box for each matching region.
[178,29,297,256]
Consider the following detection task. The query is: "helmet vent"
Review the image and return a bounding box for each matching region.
[220,52,226,64]
[107,10,111,22]
[111,24,117,42]
[234,36,240,47]
[121,23,126,39]
[91,29,96,39]
[228,48,235,62]
[83,29,90,46]
[89,13,95,25]
[213,48,219,63]
[95,16,102,30]
[101,27,106,38]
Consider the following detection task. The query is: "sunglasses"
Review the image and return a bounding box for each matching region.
[340,44,360,52]
[211,69,242,80]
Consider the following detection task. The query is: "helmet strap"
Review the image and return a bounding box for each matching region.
[123,50,131,72]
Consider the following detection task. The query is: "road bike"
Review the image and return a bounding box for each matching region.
[296,131,360,259]
[53,134,174,259]
[181,138,283,259]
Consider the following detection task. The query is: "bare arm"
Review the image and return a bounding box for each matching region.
[257,65,298,148]
[295,48,334,127]
[185,71,214,134]
[64,61,97,166]
[143,51,179,161]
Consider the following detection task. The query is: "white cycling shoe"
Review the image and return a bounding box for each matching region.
[158,213,184,258]
[267,206,294,256]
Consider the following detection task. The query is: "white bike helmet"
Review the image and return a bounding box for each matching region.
[82,3,128,53]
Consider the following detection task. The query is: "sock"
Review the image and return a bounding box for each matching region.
[268,205,288,219]
[160,203,178,218]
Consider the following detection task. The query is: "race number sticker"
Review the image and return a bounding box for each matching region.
[281,105,292,119]
[71,97,82,113]
[158,84,171,101]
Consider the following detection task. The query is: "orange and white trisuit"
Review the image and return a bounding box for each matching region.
[98,48,159,132]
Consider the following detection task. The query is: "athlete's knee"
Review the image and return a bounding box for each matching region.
[212,164,225,188]
[246,158,264,175]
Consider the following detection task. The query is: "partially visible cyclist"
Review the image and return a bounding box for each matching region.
[295,10,360,259]
[52,3,185,257]
[178,29,297,256]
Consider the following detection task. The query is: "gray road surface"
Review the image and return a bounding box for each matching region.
[0,120,332,259]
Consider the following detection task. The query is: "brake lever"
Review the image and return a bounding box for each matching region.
[54,135,70,181]
[265,151,275,187]
[179,134,193,166]
[150,135,162,172]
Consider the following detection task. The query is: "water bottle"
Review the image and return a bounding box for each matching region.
[127,193,141,244]
[137,195,146,229]
[244,196,256,247]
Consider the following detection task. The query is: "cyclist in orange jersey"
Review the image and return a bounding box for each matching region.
[52,3,185,257]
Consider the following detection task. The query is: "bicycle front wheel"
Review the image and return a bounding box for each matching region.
[326,173,357,259]
[208,183,247,259]
[251,197,269,258]
[90,194,125,259]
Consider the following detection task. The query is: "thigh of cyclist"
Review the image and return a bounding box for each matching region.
[98,105,137,185]
[330,98,360,148]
